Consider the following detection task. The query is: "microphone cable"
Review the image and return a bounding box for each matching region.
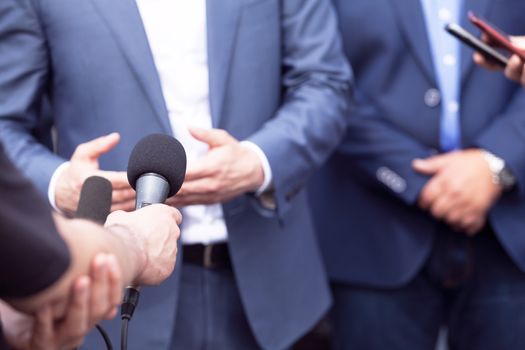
[120,319,129,350]
[120,287,140,350]
[96,324,114,350]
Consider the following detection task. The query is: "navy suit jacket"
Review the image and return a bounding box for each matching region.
[310,0,525,288]
[0,0,351,349]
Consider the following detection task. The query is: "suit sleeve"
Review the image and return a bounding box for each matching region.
[0,0,66,195]
[335,90,435,205]
[0,144,70,299]
[246,0,352,216]
[473,89,525,197]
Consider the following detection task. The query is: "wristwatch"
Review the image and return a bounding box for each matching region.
[482,150,516,191]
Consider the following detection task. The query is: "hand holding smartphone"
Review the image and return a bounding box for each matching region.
[468,12,525,61]
[445,22,509,67]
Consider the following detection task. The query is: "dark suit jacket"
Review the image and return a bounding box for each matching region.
[0,142,70,299]
[310,0,525,287]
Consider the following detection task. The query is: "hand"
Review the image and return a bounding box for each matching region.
[413,149,502,235]
[474,35,525,86]
[1,254,122,350]
[55,133,136,215]
[166,128,264,207]
[105,204,182,285]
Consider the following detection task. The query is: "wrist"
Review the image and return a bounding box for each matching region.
[49,162,71,214]
[105,224,147,284]
[481,150,516,191]
[239,141,272,194]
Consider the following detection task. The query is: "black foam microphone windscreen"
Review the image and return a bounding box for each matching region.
[75,176,113,224]
[127,134,187,197]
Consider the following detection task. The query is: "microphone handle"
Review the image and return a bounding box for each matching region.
[122,173,170,320]
[134,173,170,209]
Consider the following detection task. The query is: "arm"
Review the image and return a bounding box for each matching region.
[331,90,435,205]
[0,140,181,311]
[168,0,352,214]
[6,205,181,315]
[246,0,352,215]
[0,1,135,213]
[473,95,525,196]
[472,36,525,193]
[0,0,60,194]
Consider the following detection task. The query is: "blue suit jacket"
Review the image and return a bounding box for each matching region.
[310,0,525,288]
[0,0,351,349]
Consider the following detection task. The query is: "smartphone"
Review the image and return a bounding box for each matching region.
[445,22,509,67]
[468,12,525,61]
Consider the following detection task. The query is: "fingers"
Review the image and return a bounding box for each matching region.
[412,153,453,175]
[88,255,112,325]
[110,199,136,212]
[72,133,120,162]
[96,170,130,190]
[188,127,236,148]
[104,255,123,320]
[509,35,525,50]
[473,52,501,71]
[30,306,54,350]
[171,207,183,225]
[54,277,91,350]
[504,54,524,83]
[184,157,216,181]
[465,216,486,236]
[137,203,182,225]
[174,178,227,206]
[428,194,456,220]
[418,177,442,211]
[112,188,135,203]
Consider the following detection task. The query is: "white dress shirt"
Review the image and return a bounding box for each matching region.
[49,0,272,245]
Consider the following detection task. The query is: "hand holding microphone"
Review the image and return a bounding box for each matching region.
[121,134,186,325]
[77,173,183,286]
[105,204,182,285]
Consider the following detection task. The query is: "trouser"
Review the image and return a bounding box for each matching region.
[331,227,525,350]
[169,262,262,350]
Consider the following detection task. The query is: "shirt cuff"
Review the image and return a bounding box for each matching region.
[240,141,273,195]
[48,161,70,212]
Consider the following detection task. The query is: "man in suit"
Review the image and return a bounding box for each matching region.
[310,1,525,349]
[0,0,351,349]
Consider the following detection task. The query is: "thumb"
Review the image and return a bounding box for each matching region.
[412,154,451,175]
[71,133,120,162]
[189,127,236,148]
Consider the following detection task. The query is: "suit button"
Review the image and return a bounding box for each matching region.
[424,88,441,108]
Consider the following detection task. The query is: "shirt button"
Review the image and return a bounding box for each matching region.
[443,54,456,66]
[448,101,459,113]
[439,8,452,21]
[424,88,441,108]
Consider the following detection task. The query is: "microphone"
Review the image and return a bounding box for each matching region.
[127,133,187,209]
[75,176,116,350]
[121,134,187,322]
[75,176,112,224]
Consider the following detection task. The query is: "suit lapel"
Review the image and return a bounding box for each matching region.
[388,0,436,83]
[89,0,171,133]
[206,0,243,126]
[460,0,493,83]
